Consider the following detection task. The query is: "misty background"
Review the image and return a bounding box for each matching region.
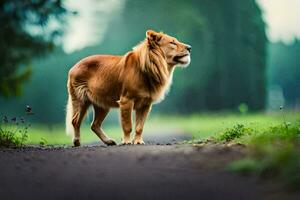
[0,0,299,126]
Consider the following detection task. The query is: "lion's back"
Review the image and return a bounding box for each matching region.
[67,54,123,105]
[70,55,121,74]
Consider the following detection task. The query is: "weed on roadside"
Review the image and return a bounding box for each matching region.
[0,106,33,148]
[215,124,253,142]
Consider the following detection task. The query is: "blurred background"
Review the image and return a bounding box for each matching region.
[0,0,299,144]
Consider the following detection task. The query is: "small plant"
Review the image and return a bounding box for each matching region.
[0,106,33,148]
[279,105,290,131]
[216,124,252,142]
[238,103,249,115]
[39,138,48,146]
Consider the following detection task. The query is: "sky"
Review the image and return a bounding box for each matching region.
[258,0,300,43]
[62,0,300,53]
[63,0,124,53]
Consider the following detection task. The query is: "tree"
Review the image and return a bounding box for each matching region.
[268,40,300,109]
[0,0,69,97]
[0,0,268,123]
[102,0,267,112]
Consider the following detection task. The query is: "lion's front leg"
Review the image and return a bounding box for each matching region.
[119,96,134,144]
[133,104,151,145]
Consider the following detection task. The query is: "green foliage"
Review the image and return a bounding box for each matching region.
[147,112,300,141]
[228,122,300,189]
[0,0,70,97]
[13,112,297,145]
[39,138,48,146]
[228,158,265,175]
[0,67,32,97]
[0,127,28,148]
[0,116,30,148]
[238,103,249,115]
[216,124,252,142]
[182,111,300,189]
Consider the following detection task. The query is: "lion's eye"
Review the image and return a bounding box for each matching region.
[170,41,177,45]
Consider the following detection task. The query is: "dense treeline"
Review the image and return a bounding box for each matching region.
[0,0,68,97]
[268,41,300,109]
[1,0,268,123]
[91,0,267,113]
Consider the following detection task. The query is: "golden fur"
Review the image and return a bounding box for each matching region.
[66,30,191,146]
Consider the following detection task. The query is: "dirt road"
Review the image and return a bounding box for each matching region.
[1,143,298,200]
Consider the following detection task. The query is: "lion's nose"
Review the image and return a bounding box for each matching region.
[186,45,192,52]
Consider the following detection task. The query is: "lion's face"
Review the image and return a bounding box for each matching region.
[146,30,191,67]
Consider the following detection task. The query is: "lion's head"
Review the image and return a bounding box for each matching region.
[146,30,191,67]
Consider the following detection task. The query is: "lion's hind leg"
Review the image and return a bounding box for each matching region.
[70,99,90,147]
[90,105,116,146]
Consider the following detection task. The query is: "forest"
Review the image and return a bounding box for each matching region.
[0,0,299,124]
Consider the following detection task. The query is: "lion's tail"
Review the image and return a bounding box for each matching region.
[65,95,74,138]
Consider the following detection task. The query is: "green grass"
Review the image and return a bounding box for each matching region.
[25,125,122,145]
[3,111,298,146]
[149,111,300,141]
[19,111,300,145]
[0,127,28,147]
[227,122,300,189]
[0,117,29,148]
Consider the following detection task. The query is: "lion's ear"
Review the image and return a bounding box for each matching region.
[146,30,162,43]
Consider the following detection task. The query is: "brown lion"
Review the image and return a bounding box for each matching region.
[66,30,191,146]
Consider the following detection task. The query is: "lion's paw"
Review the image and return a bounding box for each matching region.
[105,139,117,146]
[133,138,145,145]
[73,139,80,147]
[121,137,132,145]
[121,141,132,145]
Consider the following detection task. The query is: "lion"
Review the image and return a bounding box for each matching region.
[66,30,191,146]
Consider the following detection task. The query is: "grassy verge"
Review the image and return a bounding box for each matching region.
[152,111,300,190]
[0,127,28,147]
[0,116,29,148]
[173,111,299,190]
[4,111,299,145]
[149,111,300,140]
[225,122,300,190]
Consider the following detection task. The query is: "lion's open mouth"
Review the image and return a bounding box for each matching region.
[174,54,189,64]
